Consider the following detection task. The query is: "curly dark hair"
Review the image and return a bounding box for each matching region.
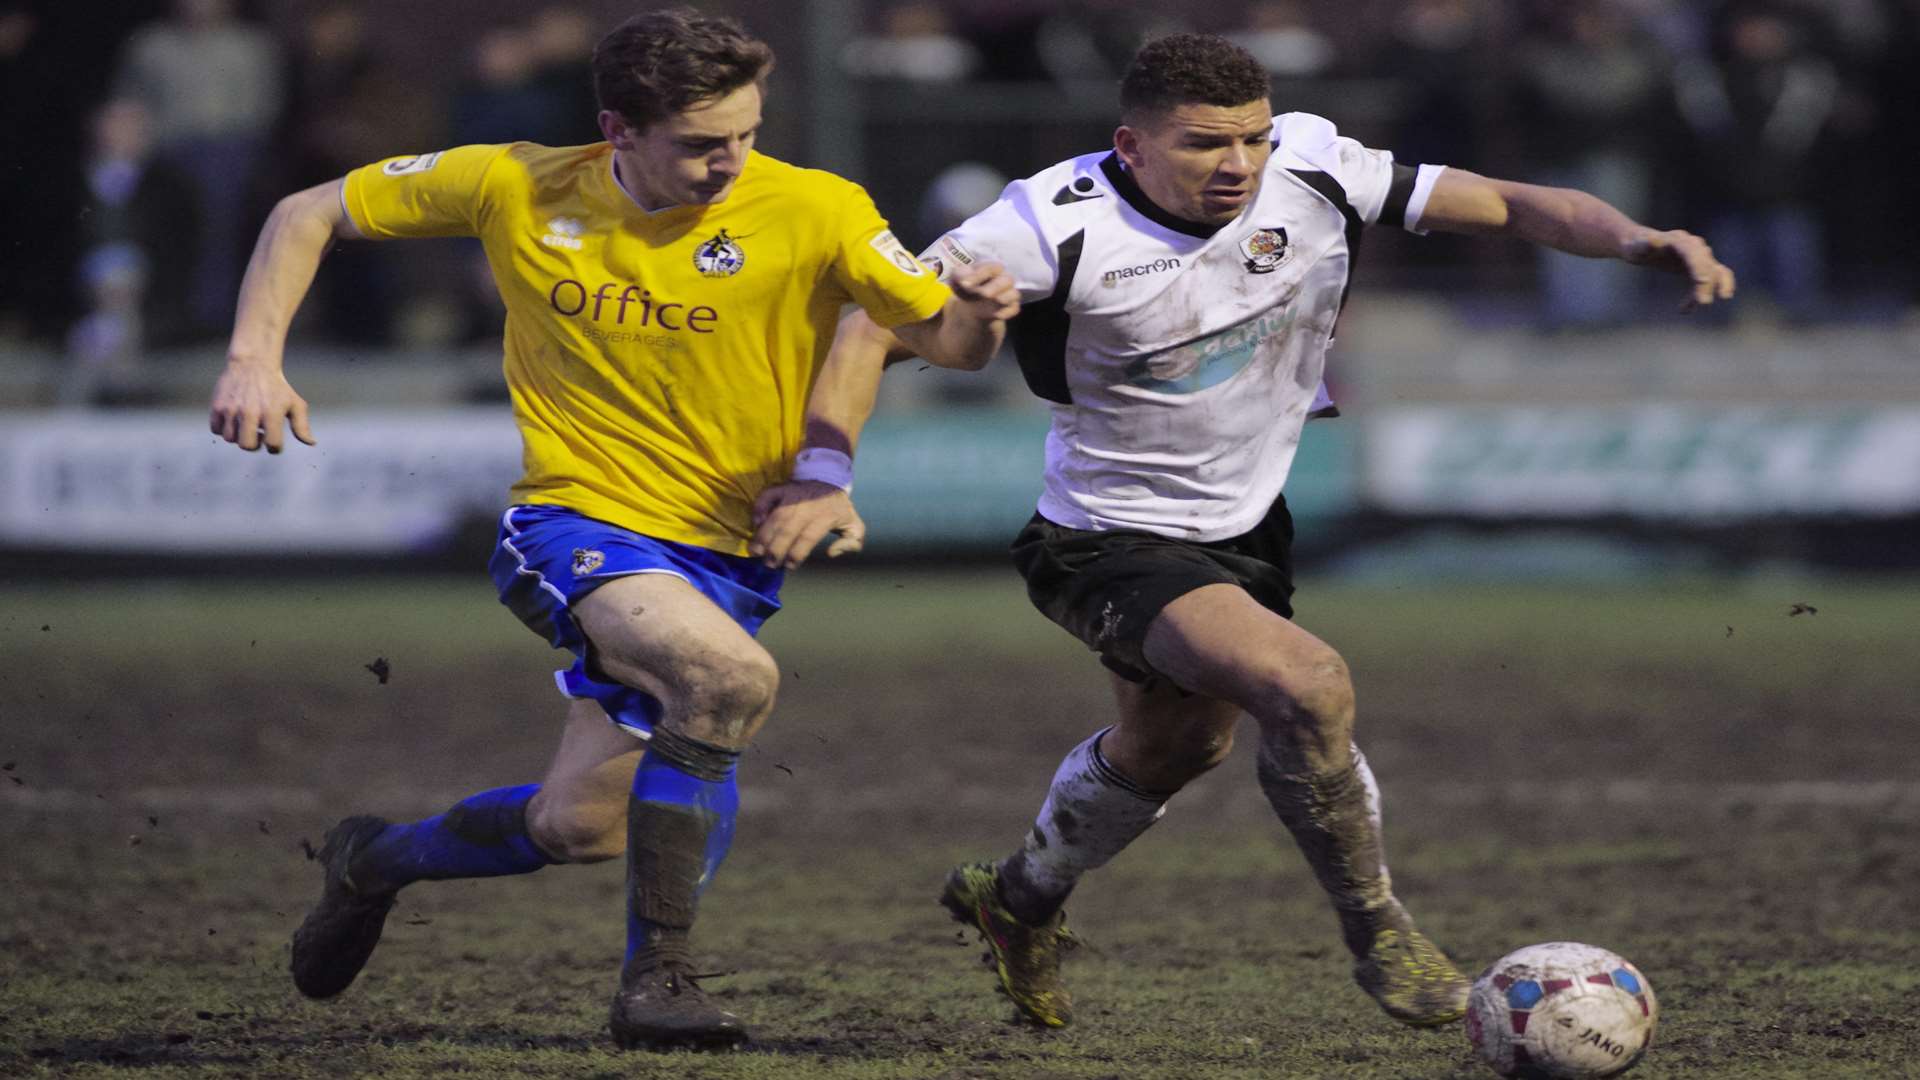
[592,7,775,132]
[1120,34,1270,123]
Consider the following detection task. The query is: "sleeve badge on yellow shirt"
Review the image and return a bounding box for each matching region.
[381,151,444,176]
[868,229,927,277]
[693,229,747,278]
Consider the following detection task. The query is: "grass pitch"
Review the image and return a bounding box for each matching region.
[2,568,1917,1077]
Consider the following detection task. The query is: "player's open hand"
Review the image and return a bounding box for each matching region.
[209,360,315,453]
[749,481,866,570]
[950,262,1021,322]
[1622,229,1736,312]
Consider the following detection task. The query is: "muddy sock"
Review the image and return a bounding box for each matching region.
[349,783,555,893]
[1257,743,1407,958]
[997,728,1171,927]
[623,730,740,972]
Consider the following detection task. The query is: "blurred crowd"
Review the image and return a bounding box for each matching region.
[0,0,1914,397]
[847,0,1917,329]
[1,0,603,401]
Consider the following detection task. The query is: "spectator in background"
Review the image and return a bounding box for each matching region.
[1228,0,1337,78]
[450,25,557,147]
[1627,0,1713,59]
[1032,1,1190,86]
[1782,0,1897,308]
[949,0,1052,82]
[277,4,418,346]
[76,98,202,352]
[62,247,153,406]
[1675,3,1837,323]
[951,0,1189,87]
[447,24,567,345]
[528,5,603,145]
[1379,0,1484,202]
[840,1,981,83]
[282,3,379,185]
[453,10,599,149]
[1512,1,1672,329]
[1883,1,1920,305]
[115,0,282,339]
[0,3,44,340]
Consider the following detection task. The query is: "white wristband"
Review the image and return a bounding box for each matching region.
[791,447,854,492]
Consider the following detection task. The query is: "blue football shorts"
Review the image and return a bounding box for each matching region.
[487,504,784,738]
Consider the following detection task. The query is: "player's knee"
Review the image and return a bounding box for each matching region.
[1300,650,1355,734]
[528,798,625,864]
[1266,647,1354,736]
[673,649,780,742]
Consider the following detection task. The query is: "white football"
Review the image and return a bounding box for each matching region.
[1465,942,1658,1079]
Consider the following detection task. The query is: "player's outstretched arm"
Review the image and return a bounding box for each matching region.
[749,309,909,569]
[209,178,360,452]
[1419,169,1736,311]
[891,262,1020,370]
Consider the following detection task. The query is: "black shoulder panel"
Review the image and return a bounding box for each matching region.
[1286,167,1365,312]
[1008,229,1085,405]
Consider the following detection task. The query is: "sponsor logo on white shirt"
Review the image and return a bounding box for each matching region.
[1100,256,1182,286]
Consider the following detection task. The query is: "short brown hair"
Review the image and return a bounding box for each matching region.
[1120,34,1270,124]
[592,8,775,132]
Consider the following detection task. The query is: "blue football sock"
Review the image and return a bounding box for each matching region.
[351,783,556,892]
[624,751,739,965]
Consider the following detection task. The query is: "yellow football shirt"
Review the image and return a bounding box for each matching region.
[341,143,951,555]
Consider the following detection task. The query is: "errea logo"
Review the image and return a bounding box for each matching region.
[542,217,586,251]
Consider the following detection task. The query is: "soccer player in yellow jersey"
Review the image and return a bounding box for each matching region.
[207,9,1018,1050]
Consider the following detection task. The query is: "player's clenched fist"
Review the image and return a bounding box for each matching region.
[209,361,316,453]
[950,262,1021,321]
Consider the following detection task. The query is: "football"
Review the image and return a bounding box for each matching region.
[1465,942,1659,1079]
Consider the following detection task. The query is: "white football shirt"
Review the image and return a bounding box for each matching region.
[923,112,1444,540]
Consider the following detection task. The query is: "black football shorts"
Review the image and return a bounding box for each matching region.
[1009,496,1297,684]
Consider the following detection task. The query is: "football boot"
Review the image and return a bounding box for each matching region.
[939,862,1078,1027]
[290,815,398,999]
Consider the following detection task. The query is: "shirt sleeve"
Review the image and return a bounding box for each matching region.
[916,181,1060,304]
[828,185,953,329]
[340,144,512,240]
[1329,140,1449,235]
[1281,112,1443,235]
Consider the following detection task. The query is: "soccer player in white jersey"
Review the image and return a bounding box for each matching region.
[826,33,1734,1029]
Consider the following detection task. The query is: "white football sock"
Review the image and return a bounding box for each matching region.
[997,727,1170,925]
[1258,741,1406,957]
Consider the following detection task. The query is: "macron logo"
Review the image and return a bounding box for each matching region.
[542,217,586,251]
[1101,256,1181,286]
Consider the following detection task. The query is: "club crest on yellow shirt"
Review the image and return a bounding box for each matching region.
[693,229,747,278]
